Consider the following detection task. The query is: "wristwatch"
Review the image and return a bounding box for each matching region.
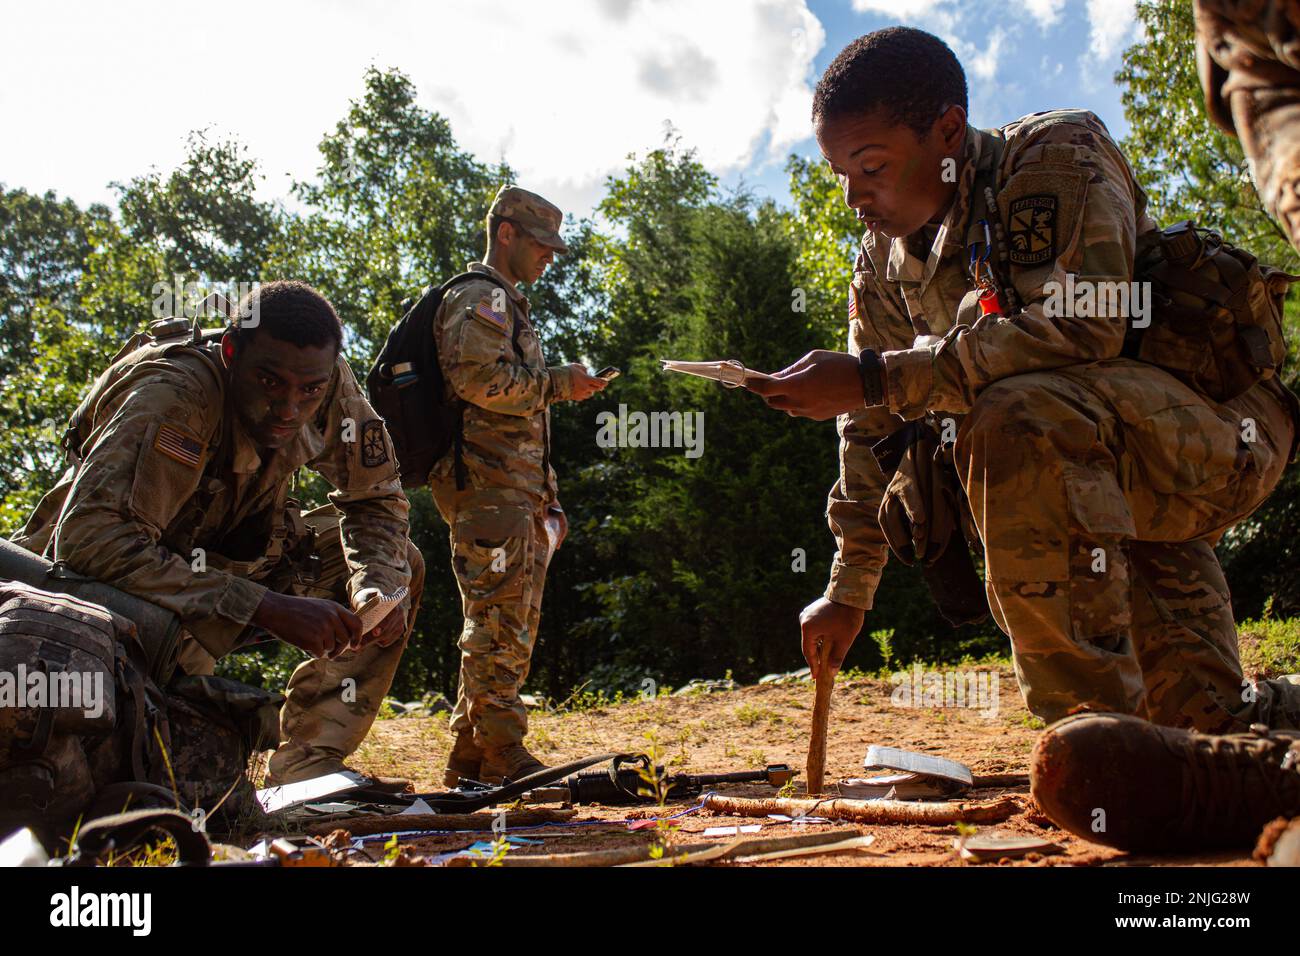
[857,349,886,407]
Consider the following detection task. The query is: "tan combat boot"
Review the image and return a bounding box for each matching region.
[480,743,549,785]
[1031,712,1300,852]
[443,731,484,787]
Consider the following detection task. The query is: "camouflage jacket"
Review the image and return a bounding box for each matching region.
[431,261,575,502]
[13,332,412,631]
[827,109,1158,609]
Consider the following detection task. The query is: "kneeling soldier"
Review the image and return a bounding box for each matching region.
[14,280,424,786]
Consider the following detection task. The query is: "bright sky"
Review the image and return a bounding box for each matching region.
[0,0,1143,220]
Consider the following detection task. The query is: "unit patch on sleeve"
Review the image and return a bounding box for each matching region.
[1007,194,1057,266]
[360,419,389,468]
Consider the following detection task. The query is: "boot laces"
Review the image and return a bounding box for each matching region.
[1178,727,1300,824]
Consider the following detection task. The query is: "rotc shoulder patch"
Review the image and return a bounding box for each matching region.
[154,423,203,468]
[1008,194,1057,266]
[360,419,389,468]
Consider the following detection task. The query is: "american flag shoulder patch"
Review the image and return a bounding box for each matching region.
[475,298,507,328]
[848,289,858,320]
[154,423,203,469]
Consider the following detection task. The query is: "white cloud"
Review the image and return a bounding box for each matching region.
[851,0,959,31]
[968,27,1008,82]
[1019,0,1066,31]
[0,0,824,220]
[1086,0,1140,60]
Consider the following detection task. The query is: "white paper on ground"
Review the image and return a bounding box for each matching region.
[398,798,436,816]
[702,824,763,837]
[256,770,371,813]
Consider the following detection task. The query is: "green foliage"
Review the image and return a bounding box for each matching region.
[8,27,1298,703]
[1237,613,1300,678]
[275,67,506,362]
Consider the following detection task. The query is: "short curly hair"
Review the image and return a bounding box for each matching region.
[812,27,968,137]
[233,280,343,353]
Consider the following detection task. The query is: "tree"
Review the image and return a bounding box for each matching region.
[274,67,506,360]
[1117,0,1297,269]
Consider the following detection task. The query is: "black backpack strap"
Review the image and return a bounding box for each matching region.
[67,807,210,867]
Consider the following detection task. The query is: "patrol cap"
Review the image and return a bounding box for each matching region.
[489,185,569,254]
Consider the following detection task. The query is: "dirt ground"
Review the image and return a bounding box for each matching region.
[340,667,1257,867]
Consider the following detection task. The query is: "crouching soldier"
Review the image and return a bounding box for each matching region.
[12,280,424,787]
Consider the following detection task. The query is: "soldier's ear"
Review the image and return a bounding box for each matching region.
[220,330,238,367]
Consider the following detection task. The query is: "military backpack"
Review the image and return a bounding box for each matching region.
[969,128,1296,404]
[367,271,518,489]
[0,579,281,849]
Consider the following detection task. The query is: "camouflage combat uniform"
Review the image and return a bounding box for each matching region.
[828,109,1300,733]
[430,186,575,751]
[12,328,423,784]
[1196,0,1300,254]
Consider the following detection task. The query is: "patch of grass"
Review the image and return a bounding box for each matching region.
[1238,613,1300,680]
[734,703,782,727]
[1014,713,1046,731]
[744,748,767,768]
[529,725,557,752]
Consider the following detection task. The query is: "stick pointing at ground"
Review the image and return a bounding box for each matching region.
[806,639,834,795]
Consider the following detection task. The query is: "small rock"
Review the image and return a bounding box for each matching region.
[760,668,812,686]
[671,678,738,696]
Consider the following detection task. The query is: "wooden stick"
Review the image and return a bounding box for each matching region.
[806,641,834,795]
[467,829,873,868]
[972,773,1031,789]
[447,843,661,867]
[303,808,576,837]
[702,793,1020,825]
[621,829,867,867]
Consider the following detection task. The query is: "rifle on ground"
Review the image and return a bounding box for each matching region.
[522,753,795,806]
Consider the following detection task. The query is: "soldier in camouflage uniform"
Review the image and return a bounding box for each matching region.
[12,280,423,786]
[750,27,1300,734]
[432,185,608,785]
[1196,0,1300,254]
[1010,0,1300,856]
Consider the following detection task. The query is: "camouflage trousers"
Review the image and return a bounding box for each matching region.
[1195,0,1300,253]
[430,476,552,750]
[174,505,425,784]
[955,358,1300,733]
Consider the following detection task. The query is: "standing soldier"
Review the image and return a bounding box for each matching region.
[432,186,608,785]
[13,280,423,787]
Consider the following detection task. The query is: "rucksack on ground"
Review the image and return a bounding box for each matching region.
[0,579,281,850]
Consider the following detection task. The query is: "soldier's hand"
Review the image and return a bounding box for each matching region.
[567,365,609,401]
[799,597,865,680]
[356,600,405,655]
[747,350,866,420]
[253,592,362,659]
[548,506,568,550]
